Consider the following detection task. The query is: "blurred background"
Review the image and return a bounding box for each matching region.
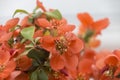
[0,0,120,50]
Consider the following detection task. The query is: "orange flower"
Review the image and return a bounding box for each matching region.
[77,13,109,35]
[0,47,16,79]
[41,33,83,73]
[41,33,83,55]
[77,13,109,48]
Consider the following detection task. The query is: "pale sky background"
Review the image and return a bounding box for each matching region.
[0,0,120,50]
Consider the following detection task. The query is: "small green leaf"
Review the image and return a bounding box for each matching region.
[33,6,39,13]
[28,17,34,23]
[44,30,50,36]
[20,26,35,41]
[45,9,62,20]
[38,69,48,80]
[32,11,42,18]
[12,9,29,17]
[83,29,94,43]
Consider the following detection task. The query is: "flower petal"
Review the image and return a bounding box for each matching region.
[63,53,78,70]
[78,59,93,74]
[104,55,119,66]
[50,54,65,71]
[4,18,19,32]
[92,18,109,34]
[36,0,46,12]
[16,56,32,71]
[77,13,93,26]
[0,32,13,42]
[41,36,55,52]
[37,18,51,28]
[0,50,10,65]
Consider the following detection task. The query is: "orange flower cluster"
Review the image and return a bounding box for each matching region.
[0,0,120,80]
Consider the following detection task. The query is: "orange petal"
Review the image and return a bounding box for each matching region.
[104,55,119,66]
[4,18,19,32]
[95,50,110,61]
[89,38,101,48]
[34,30,43,38]
[36,0,46,12]
[37,18,51,28]
[0,50,10,65]
[78,25,86,35]
[92,18,109,34]
[96,58,105,70]
[20,16,32,28]
[58,25,75,35]
[77,13,93,26]
[69,37,84,54]
[63,53,78,71]
[41,36,55,52]
[16,56,32,71]
[83,49,96,60]
[0,32,13,42]
[50,54,65,71]
[78,59,93,74]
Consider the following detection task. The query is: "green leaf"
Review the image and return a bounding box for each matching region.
[27,49,42,64]
[30,70,38,80]
[12,9,29,17]
[20,26,35,41]
[45,9,62,20]
[30,69,48,80]
[38,69,48,80]
[27,48,49,64]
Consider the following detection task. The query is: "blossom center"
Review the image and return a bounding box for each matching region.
[55,39,68,54]
[0,65,5,72]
